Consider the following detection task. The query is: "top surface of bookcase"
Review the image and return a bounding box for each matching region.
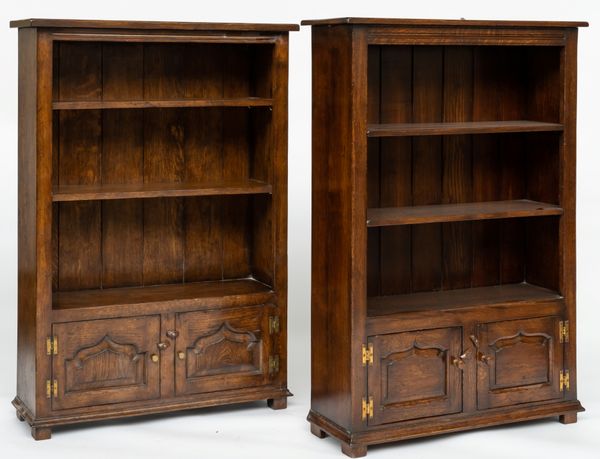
[10,18,300,32]
[301,17,588,28]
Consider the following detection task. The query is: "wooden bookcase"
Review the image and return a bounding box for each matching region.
[303,18,587,457]
[11,18,298,440]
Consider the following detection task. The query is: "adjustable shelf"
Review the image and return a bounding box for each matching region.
[366,120,564,137]
[52,97,274,110]
[366,199,563,227]
[52,179,272,202]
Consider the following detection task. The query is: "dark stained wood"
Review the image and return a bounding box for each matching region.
[56,41,103,291]
[14,19,292,438]
[310,24,356,432]
[477,316,563,409]
[175,305,273,395]
[52,316,161,410]
[377,46,412,296]
[367,200,563,226]
[16,27,39,419]
[301,17,588,28]
[368,328,462,424]
[368,282,561,316]
[442,47,473,290]
[52,180,272,201]
[367,120,563,137]
[411,46,443,293]
[306,19,584,457]
[11,18,299,31]
[52,98,273,110]
[52,278,270,309]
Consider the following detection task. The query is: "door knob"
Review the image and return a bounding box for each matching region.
[478,352,492,364]
[166,330,179,339]
[157,341,170,350]
[151,354,159,363]
[451,351,469,369]
[178,351,185,360]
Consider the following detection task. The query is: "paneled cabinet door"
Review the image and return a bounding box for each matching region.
[368,327,463,425]
[52,316,161,411]
[175,304,274,396]
[477,316,564,410]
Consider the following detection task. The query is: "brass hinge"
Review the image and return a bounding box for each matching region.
[269,355,280,375]
[560,370,570,391]
[269,316,280,334]
[46,380,58,399]
[559,320,570,343]
[46,336,58,355]
[362,343,373,366]
[361,396,374,421]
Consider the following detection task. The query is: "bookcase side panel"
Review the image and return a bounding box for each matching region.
[310,25,356,429]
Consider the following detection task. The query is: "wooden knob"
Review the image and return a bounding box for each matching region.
[166,330,179,339]
[157,341,170,350]
[178,351,185,360]
[151,354,159,363]
[451,357,465,369]
[478,352,492,364]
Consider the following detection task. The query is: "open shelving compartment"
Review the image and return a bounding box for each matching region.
[366,44,564,321]
[50,40,277,313]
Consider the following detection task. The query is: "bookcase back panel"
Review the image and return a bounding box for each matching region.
[367,217,559,297]
[53,41,274,100]
[367,45,561,125]
[53,195,273,292]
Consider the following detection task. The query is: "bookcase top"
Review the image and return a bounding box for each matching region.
[301,17,588,28]
[10,18,300,32]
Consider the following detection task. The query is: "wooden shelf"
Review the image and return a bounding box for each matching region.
[366,120,564,137]
[53,278,272,311]
[52,97,273,110]
[367,199,563,227]
[52,180,272,202]
[368,283,562,317]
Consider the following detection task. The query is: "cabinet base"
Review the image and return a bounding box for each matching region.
[308,400,584,457]
[267,397,287,410]
[13,386,291,439]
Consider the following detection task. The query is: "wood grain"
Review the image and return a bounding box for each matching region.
[367,120,563,137]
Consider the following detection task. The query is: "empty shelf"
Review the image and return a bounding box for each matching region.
[367,120,564,137]
[368,283,563,317]
[52,180,272,202]
[53,278,273,311]
[367,200,563,227]
[52,97,273,110]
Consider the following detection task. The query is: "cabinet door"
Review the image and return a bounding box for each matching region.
[368,327,463,425]
[52,316,161,411]
[477,316,563,410]
[175,305,274,396]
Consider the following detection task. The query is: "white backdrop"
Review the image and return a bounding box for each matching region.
[0,1,598,458]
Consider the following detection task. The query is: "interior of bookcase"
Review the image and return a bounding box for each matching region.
[366,44,563,311]
[50,41,275,303]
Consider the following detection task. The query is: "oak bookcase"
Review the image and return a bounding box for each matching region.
[11,18,297,440]
[303,18,587,457]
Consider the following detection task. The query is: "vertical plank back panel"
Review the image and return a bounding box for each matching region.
[183,44,225,282]
[379,46,412,295]
[143,44,185,285]
[442,47,473,290]
[472,48,501,287]
[222,46,252,278]
[101,43,145,288]
[411,46,443,292]
[56,43,102,291]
